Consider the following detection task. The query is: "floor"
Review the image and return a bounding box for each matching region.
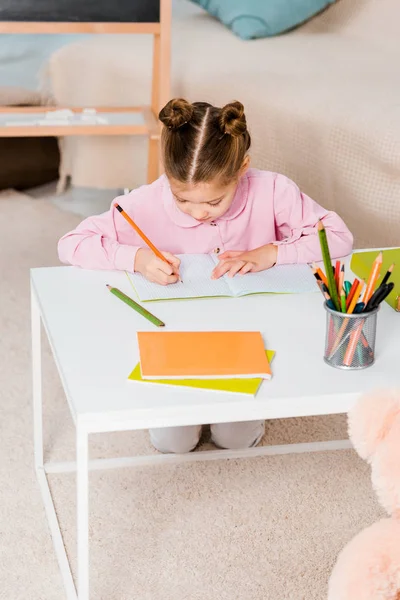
[27,180,120,218]
[0,189,384,600]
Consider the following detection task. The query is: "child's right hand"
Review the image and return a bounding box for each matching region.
[134,248,181,285]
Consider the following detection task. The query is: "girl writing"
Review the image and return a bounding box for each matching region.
[58,98,353,454]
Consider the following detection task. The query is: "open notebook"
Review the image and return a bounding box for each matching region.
[127,253,316,301]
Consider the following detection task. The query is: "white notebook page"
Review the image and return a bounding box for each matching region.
[227,263,317,296]
[127,254,231,301]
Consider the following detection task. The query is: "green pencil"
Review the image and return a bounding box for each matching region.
[317,221,340,311]
[106,284,165,327]
[340,290,346,313]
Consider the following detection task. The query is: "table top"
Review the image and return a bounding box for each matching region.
[31,261,400,432]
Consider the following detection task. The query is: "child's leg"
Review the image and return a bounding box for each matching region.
[211,420,265,449]
[149,425,202,454]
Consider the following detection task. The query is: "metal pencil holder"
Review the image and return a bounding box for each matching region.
[323,302,379,370]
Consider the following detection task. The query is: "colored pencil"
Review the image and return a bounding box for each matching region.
[364,263,395,311]
[106,284,165,327]
[345,279,359,310]
[311,263,329,288]
[364,284,387,312]
[311,267,323,285]
[335,260,340,291]
[376,282,395,306]
[318,281,336,352]
[340,290,346,313]
[381,263,394,286]
[114,203,182,281]
[362,251,383,304]
[317,280,335,310]
[343,321,364,366]
[366,282,395,312]
[348,280,364,314]
[338,264,345,295]
[317,221,340,311]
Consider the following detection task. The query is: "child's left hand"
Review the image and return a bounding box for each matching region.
[211,244,278,279]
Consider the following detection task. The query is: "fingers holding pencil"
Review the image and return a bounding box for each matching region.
[115,203,183,283]
[135,249,181,285]
[161,251,182,281]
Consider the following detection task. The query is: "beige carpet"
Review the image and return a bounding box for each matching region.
[0,191,384,600]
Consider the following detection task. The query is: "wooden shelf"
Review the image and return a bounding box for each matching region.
[0,106,160,138]
[0,22,161,34]
[0,0,171,183]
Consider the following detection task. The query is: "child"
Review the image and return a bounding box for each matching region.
[58,98,353,454]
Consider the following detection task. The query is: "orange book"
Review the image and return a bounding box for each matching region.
[137,331,271,380]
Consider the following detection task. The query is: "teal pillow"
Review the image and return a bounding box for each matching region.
[190,0,335,40]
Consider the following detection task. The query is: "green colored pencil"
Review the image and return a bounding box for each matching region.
[340,290,346,313]
[106,284,165,327]
[317,221,340,311]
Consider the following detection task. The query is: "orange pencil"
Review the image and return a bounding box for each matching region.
[346,278,359,310]
[311,263,328,288]
[348,280,364,314]
[115,203,182,281]
[343,321,364,367]
[362,251,383,304]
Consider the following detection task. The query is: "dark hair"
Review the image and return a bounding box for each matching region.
[158,98,251,184]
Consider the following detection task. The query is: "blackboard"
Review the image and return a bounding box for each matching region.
[0,0,160,22]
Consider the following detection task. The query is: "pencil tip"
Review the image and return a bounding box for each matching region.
[317,220,324,230]
[106,284,111,289]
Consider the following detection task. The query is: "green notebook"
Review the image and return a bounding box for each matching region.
[128,350,275,396]
[351,249,400,311]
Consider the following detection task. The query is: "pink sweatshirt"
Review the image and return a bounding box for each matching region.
[58,169,353,271]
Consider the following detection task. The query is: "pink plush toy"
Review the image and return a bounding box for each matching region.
[328,389,400,600]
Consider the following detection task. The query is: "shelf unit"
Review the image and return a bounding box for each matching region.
[0,0,171,183]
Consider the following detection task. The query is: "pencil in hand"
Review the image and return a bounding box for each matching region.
[114,203,183,283]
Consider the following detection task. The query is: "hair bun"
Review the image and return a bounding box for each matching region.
[219,101,247,137]
[159,98,194,130]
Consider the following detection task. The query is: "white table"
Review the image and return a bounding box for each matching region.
[31,263,400,600]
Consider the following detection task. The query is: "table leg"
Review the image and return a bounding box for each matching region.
[77,422,89,600]
[31,287,43,471]
[32,286,78,599]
